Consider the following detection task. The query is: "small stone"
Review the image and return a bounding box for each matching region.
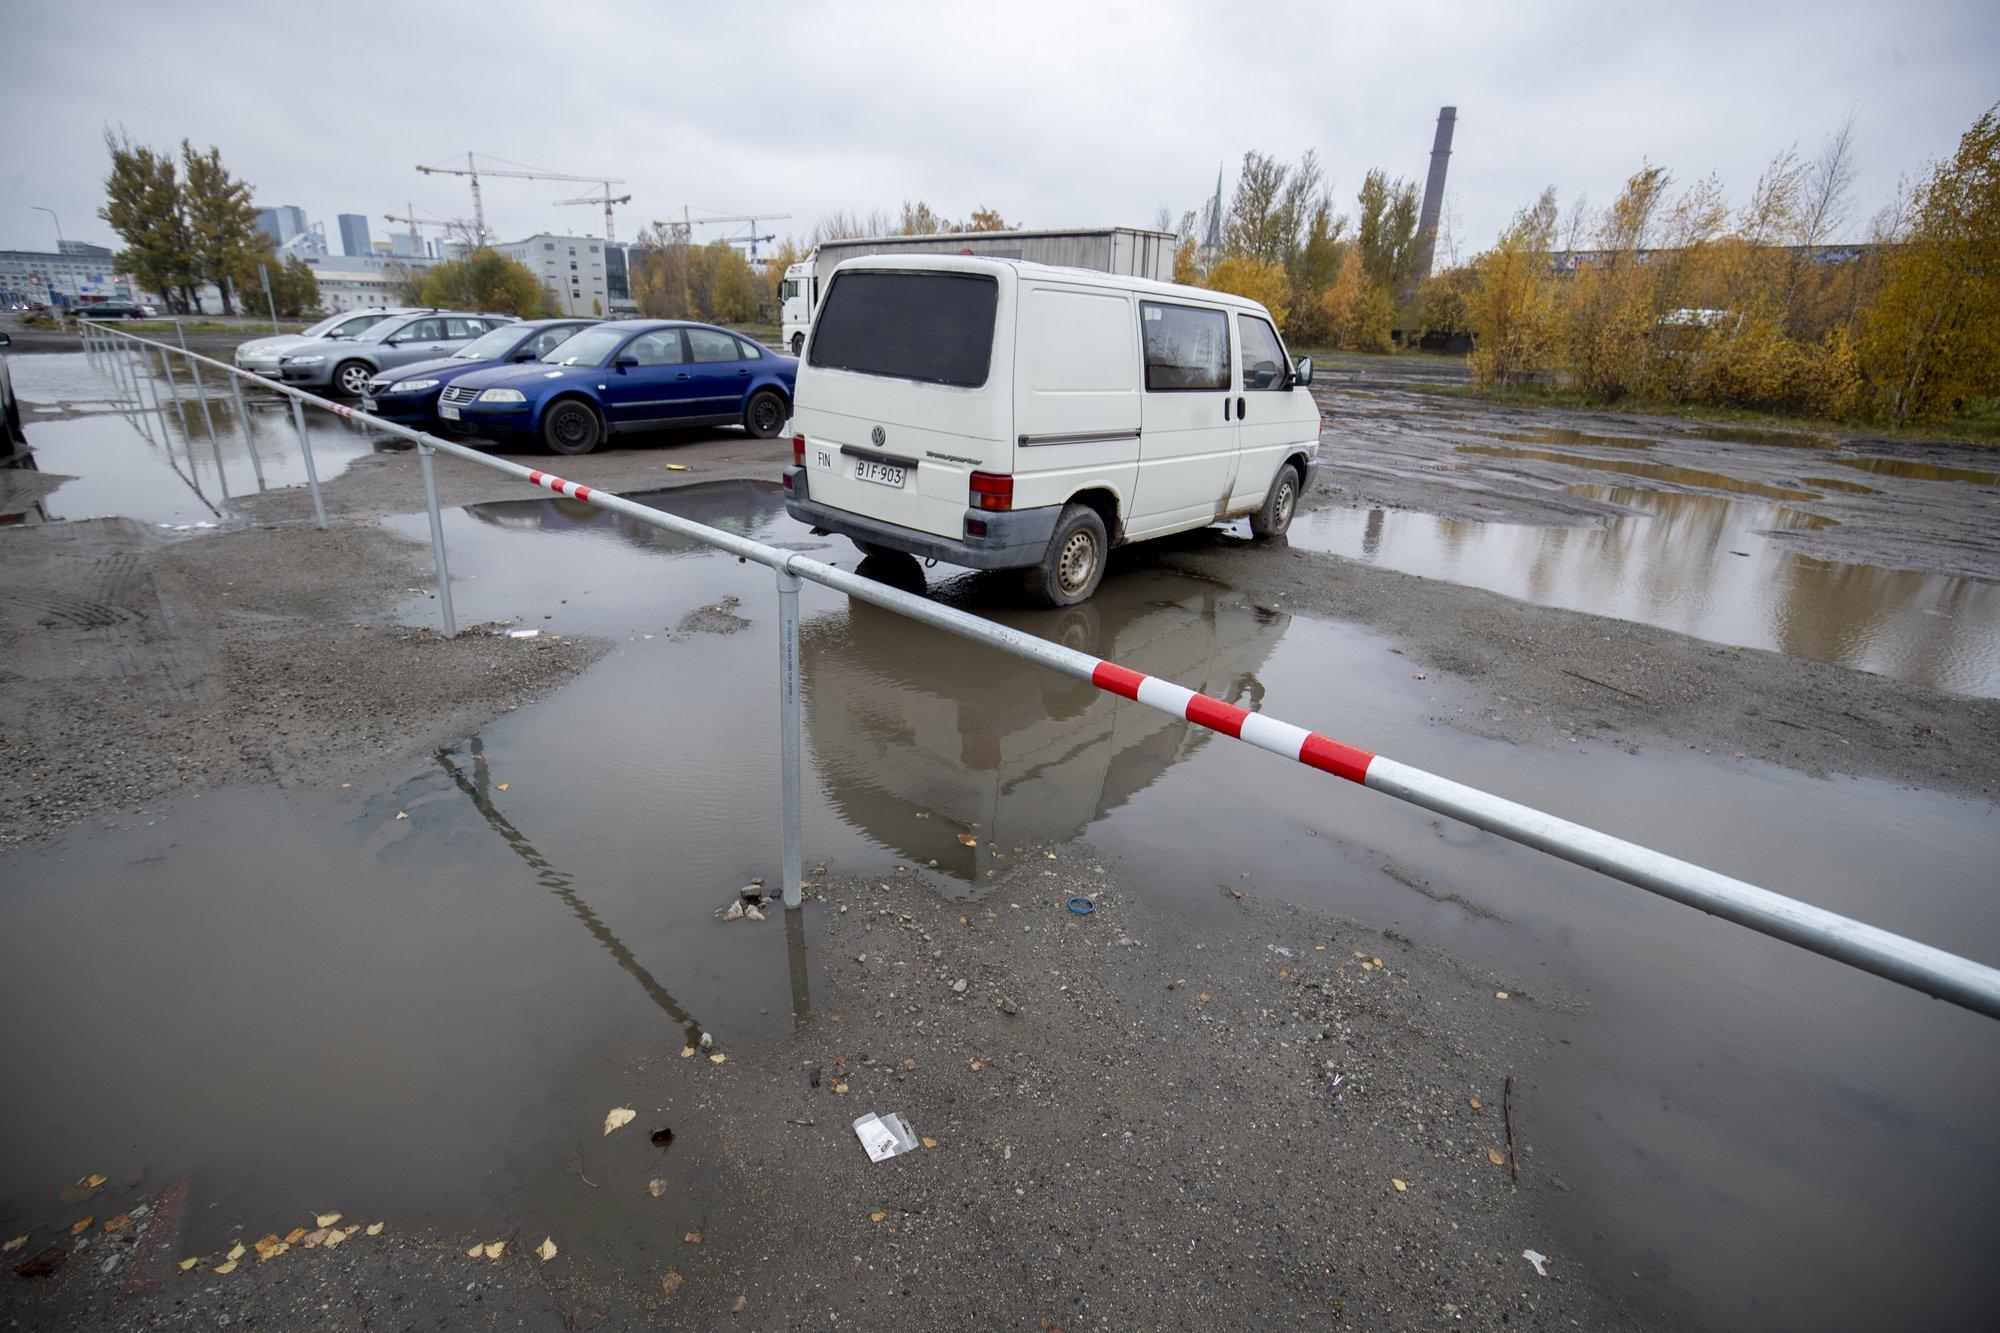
[699,1032,714,1051]
[745,906,765,922]
[950,978,967,994]
[722,900,744,921]
[997,997,1019,1016]
[740,883,763,901]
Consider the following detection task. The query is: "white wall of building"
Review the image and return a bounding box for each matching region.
[492,234,609,316]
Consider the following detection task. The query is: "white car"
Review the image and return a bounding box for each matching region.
[782,255,1319,605]
[233,307,409,379]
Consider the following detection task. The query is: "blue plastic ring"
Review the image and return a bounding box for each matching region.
[1066,896,1094,915]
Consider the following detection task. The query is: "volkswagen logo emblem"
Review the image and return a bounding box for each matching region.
[870,425,886,446]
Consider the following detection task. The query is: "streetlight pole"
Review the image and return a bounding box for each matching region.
[30,207,66,313]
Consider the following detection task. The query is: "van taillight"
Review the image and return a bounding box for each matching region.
[792,433,806,466]
[969,471,1013,512]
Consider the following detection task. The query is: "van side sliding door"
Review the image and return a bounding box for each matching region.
[1131,301,1236,538]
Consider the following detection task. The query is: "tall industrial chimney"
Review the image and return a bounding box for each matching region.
[1411,105,1457,288]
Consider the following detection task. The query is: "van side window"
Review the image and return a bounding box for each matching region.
[1140,302,1230,391]
[1237,315,1287,390]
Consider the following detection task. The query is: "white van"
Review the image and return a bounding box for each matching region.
[782,255,1320,605]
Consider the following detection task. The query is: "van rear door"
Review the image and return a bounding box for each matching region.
[794,268,1011,540]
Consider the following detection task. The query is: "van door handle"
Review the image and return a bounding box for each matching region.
[1237,396,1247,419]
[1223,397,1232,421]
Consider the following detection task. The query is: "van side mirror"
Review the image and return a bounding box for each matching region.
[1292,356,1314,387]
[614,355,639,370]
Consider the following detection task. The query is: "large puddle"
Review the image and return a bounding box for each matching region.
[1277,487,2000,697]
[3,352,380,526]
[1459,444,1826,502]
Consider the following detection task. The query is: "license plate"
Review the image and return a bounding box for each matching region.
[439,403,460,421]
[855,459,905,488]
[360,397,377,413]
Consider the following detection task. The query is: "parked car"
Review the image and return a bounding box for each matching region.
[235,307,409,379]
[438,320,796,456]
[359,318,600,428]
[75,301,157,320]
[278,311,518,397]
[782,255,1319,605]
[1,330,23,448]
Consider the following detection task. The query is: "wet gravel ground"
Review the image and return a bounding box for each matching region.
[6,852,1667,1329]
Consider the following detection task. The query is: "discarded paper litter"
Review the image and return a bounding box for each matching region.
[851,1111,919,1163]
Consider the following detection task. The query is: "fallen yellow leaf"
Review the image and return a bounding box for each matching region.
[833,1080,848,1094]
[1487,1147,1507,1166]
[70,1216,93,1236]
[365,1223,383,1237]
[324,1227,351,1247]
[1392,1178,1408,1192]
[681,1046,695,1058]
[683,1228,701,1245]
[661,1269,685,1296]
[869,1210,887,1223]
[395,811,408,820]
[648,1178,666,1198]
[301,1227,328,1248]
[1372,957,1383,967]
[259,1242,289,1262]
[467,1243,484,1258]
[732,1295,748,1313]
[921,1137,938,1149]
[214,1259,238,1274]
[708,1052,726,1064]
[1468,1097,1483,1110]
[1495,991,1510,1000]
[178,1257,201,1271]
[226,1243,246,1262]
[283,1227,307,1245]
[969,1060,984,1072]
[1,1236,25,1253]
[84,1174,107,1189]
[537,1236,558,1262]
[498,783,509,791]
[315,1212,341,1228]
[956,833,978,846]
[604,1107,637,1136]
[666,464,690,472]
[484,1241,505,1260]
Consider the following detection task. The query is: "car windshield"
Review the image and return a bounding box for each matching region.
[300,312,357,338]
[541,327,625,366]
[354,317,410,343]
[453,325,526,360]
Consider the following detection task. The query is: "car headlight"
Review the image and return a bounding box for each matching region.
[389,379,439,394]
[477,388,526,403]
[288,354,325,365]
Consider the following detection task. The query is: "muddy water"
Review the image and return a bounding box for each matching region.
[1833,455,2000,486]
[4,352,381,526]
[1460,444,1826,502]
[1277,489,2000,697]
[3,482,1997,1329]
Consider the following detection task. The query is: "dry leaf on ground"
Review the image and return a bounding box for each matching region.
[660,1269,684,1297]
[466,1243,483,1258]
[1392,1179,1408,1192]
[1468,1097,1483,1110]
[604,1107,637,1136]
[683,1228,701,1245]
[69,1217,93,1236]
[484,1241,505,1260]
[365,1222,383,1236]
[177,1257,200,1271]
[921,1137,938,1149]
[869,1210,887,1223]
[537,1236,557,1262]
[214,1259,238,1274]
[226,1243,246,1262]
[315,1212,341,1227]
[708,1052,726,1064]
[1487,1146,1507,1166]
[1,1236,24,1253]
[956,833,978,846]
[732,1295,747,1313]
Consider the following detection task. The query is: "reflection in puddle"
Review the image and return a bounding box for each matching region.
[1460,444,1824,502]
[1799,474,1883,495]
[8,352,379,526]
[1498,427,1657,448]
[1678,423,1836,449]
[1281,488,2000,696]
[1833,455,2000,486]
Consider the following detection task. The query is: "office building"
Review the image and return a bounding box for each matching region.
[337,213,372,258]
[256,205,308,246]
[491,233,609,315]
[0,247,135,307]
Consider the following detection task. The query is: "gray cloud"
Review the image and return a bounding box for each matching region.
[3,0,1995,256]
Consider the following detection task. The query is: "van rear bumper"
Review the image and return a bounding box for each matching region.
[783,467,1059,570]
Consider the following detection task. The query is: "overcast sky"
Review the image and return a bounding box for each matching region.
[4,1,1995,261]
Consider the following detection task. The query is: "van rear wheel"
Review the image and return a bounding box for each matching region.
[1249,463,1300,540]
[1024,504,1107,607]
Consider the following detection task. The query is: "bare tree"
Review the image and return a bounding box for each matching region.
[1799,111,1861,246]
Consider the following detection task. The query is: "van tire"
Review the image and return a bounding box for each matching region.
[743,389,788,439]
[1024,504,1107,607]
[541,398,602,456]
[1249,463,1300,540]
[790,333,804,355]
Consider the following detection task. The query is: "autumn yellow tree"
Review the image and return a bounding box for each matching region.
[1861,103,2000,423]
[1465,189,1561,386]
[1203,256,1290,326]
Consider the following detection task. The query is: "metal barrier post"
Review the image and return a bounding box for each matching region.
[176,325,219,442]
[776,562,804,909]
[229,377,267,490]
[288,397,327,529]
[417,444,457,637]
[158,345,189,433]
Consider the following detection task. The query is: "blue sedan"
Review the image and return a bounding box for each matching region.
[438,320,797,456]
[359,318,599,428]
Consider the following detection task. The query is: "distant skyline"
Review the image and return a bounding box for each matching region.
[3,1,1996,260]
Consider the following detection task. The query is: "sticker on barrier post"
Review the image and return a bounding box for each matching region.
[851,1111,919,1163]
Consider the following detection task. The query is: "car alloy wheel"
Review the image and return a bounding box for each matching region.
[748,392,785,437]
[335,362,372,396]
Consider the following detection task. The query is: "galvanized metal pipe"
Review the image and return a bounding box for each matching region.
[417,444,457,637]
[157,344,189,434]
[229,377,267,491]
[288,396,327,530]
[176,325,219,443]
[88,326,2000,1023]
[776,565,804,909]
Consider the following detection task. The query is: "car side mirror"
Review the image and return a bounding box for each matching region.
[1292,356,1314,387]
[614,355,639,370]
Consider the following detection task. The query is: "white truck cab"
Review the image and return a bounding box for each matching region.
[779,259,815,356]
[782,255,1320,605]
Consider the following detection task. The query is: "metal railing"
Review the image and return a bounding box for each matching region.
[79,318,2000,1022]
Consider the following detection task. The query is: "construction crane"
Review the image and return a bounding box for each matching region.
[552,184,632,245]
[382,204,472,259]
[415,152,626,246]
[671,208,792,263]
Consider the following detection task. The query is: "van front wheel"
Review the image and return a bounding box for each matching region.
[1249,463,1300,540]
[1025,504,1107,607]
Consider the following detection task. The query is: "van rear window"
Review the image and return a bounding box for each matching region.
[809,271,998,388]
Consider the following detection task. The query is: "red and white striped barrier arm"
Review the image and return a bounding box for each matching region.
[527,469,596,502]
[1089,661,1373,783]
